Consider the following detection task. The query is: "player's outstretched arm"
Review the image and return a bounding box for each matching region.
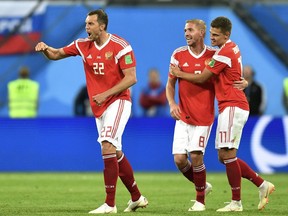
[35,42,68,60]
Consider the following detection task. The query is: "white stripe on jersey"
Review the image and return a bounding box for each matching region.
[213,54,232,67]
[110,35,132,64]
[111,100,125,138]
[170,56,179,66]
[172,46,187,56]
[115,45,132,61]
[111,35,128,48]
[75,39,89,63]
[171,46,187,66]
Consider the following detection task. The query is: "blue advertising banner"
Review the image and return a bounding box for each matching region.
[0,116,287,173]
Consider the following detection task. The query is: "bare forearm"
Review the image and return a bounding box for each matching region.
[35,42,67,60]
[166,81,176,106]
[42,46,65,60]
[170,65,212,84]
[105,76,136,98]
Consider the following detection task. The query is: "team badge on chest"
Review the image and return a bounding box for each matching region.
[105,51,113,60]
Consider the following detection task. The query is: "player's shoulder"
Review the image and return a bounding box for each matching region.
[110,34,130,48]
[172,46,188,55]
[205,45,217,55]
[206,45,217,52]
[77,38,89,42]
[218,40,239,54]
[75,38,91,43]
[70,38,92,47]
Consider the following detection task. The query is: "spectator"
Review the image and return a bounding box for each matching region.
[243,65,266,115]
[74,85,93,116]
[8,66,39,118]
[139,68,167,117]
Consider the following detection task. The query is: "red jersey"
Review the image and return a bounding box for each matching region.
[169,45,216,126]
[206,40,249,113]
[63,34,136,117]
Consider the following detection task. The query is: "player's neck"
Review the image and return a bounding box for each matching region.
[189,43,205,55]
[96,32,110,46]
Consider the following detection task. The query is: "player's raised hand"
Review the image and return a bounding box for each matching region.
[35,42,49,52]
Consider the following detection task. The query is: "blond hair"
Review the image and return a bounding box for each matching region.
[186,19,206,37]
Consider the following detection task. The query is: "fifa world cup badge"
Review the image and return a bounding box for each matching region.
[208,59,215,67]
[125,54,133,64]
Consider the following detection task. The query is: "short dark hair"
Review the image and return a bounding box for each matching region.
[19,66,30,78]
[211,16,232,35]
[88,9,108,30]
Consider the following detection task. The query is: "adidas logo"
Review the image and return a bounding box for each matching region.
[87,54,92,59]
[183,62,189,67]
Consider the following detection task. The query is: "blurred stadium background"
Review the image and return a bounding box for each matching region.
[0,0,288,173]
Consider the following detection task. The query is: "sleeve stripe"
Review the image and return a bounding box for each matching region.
[111,35,129,48]
[115,45,132,60]
[75,39,86,62]
[213,54,231,67]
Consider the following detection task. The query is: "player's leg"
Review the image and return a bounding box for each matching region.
[216,107,249,212]
[237,155,275,210]
[118,150,148,213]
[173,120,204,211]
[173,120,194,182]
[238,158,264,186]
[219,157,264,186]
[238,158,275,210]
[101,141,118,208]
[190,152,206,206]
[219,148,242,201]
[89,140,119,214]
[89,99,129,214]
[174,154,193,181]
[117,151,141,200]
[187,125,212,211]
[101,99,148,212]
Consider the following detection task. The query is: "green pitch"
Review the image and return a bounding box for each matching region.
[0,172,286,216]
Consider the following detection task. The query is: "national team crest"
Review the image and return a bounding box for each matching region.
[105,51,113,60]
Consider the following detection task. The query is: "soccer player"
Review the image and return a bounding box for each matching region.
[166,19,215,212]
[35,9,148,214]
[166,19,247,212]
[170,16,275,212]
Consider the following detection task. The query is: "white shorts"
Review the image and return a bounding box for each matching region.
[215,106,249,149]
[95,99,131,151]
[172,120,213,155]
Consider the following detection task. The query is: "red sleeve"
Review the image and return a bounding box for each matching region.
[206,59,226,75]
[63,41,80,56]
[119,50,136,70]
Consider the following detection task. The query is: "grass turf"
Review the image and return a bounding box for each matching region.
[0,172,287,216]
